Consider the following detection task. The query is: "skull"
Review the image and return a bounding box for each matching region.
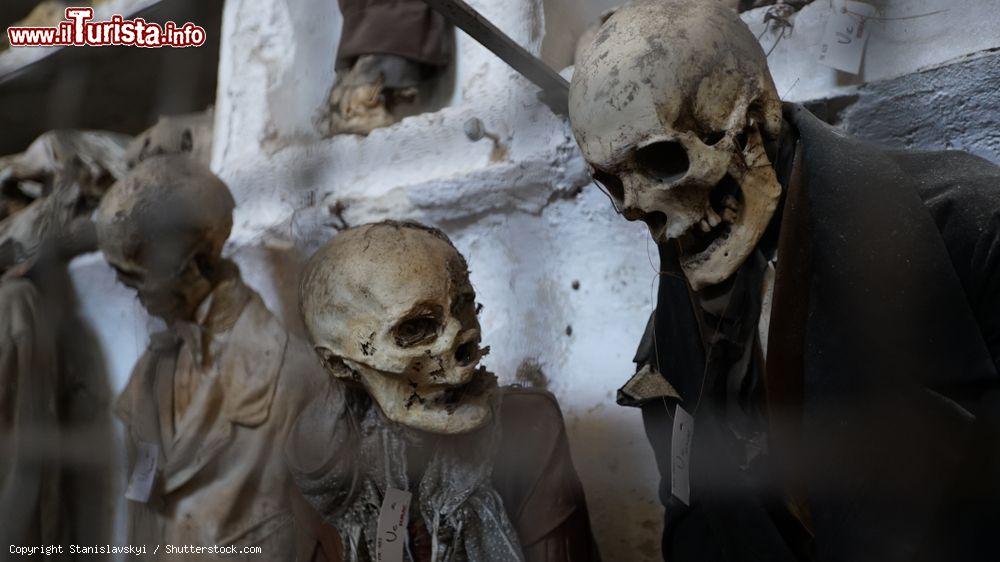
[569,0,783,289]
[95,155,234,322]
[0,130,130,272]
[300,221,494,434]
[1,129,130,220]
[126,109,214,169]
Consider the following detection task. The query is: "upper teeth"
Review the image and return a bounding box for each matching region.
[719,196,742,224]
[680,196,745,240]
[695,196,741,234]
[706,208,722,227]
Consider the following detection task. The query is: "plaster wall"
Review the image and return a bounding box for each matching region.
[67,0,1000,559]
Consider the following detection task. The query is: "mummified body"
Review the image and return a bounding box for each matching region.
[291,222,600,562]
[0,130,128,556]
[570,1,1000,561]
[96,156,324,560]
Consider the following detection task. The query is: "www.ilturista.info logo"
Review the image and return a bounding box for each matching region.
[6,7,206,48]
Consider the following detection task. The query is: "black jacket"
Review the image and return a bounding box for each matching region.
[636,104,1000,562]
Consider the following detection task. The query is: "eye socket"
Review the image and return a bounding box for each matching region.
[701,131,725,146]
[393,316,440,347]
[634,141,689,183]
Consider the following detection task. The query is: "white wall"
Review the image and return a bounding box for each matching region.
[743,0,1000,103]
[68,0,1000,559]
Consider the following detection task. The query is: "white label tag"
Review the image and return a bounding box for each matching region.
[670,405,695,506]
[124,441,159,503]
[817,1,877,75]
[376,487,412,562]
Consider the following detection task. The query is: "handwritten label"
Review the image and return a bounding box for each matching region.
[817,0,877,75]
[124,441,159,503]
[376,487,412,562]
[670,405,694,506]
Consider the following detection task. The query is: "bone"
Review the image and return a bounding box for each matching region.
[706,208,722,227]
[567,0,784,289]
[722,195,740,211]
[299,222,495,434]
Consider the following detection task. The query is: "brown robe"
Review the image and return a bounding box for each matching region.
[0,261,114,559]
[0,278,63,554]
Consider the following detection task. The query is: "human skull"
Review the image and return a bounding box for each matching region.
[95,155,234,322]
[0,130,130,272]
[569,0,783,289]
[0,130,130,217]
[126,109,214,168]
[300,221,494,435]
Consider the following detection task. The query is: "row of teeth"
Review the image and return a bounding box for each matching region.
[698,195,741,233]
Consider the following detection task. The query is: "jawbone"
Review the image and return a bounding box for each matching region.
[359,364,498,434]
[679,132,780,290]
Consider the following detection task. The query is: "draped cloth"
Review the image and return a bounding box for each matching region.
[287,384,524,562]
[0,278,63,554]
[0,260,115,559]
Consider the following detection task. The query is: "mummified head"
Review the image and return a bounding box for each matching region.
[300,221,494,435]
[126,110,214,169]
[96,156,234,322]
[569,0,783,289]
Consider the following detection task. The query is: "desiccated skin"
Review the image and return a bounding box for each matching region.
[300,221,495,434]
[569,0,783,290]
[95,156,235,323]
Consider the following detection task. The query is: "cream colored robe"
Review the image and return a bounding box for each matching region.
[116,280,323,560]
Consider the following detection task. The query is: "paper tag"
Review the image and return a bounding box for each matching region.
[124,441,159,503]
[670,405,695,506]
[376,487,412,562]
[817,1,877,75]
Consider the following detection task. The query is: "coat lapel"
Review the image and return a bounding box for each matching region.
[158,291,287,495]
[161,373,233,494]
[115,332,179,460]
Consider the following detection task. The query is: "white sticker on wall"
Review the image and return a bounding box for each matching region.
[671,405,695,506]
[124,441,159,503]
[817,0,877,75]
[376,487,412,562]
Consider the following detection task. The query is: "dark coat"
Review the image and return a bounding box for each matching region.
[635,104,1000,562]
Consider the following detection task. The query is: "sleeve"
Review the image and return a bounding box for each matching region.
[493,389,601,562]
[336,0,452,68]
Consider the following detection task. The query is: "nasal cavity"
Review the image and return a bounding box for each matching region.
[635,141,689,183]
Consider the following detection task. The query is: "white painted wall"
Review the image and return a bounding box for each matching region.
[67,0,1000,559]
[744,0,1000,102]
